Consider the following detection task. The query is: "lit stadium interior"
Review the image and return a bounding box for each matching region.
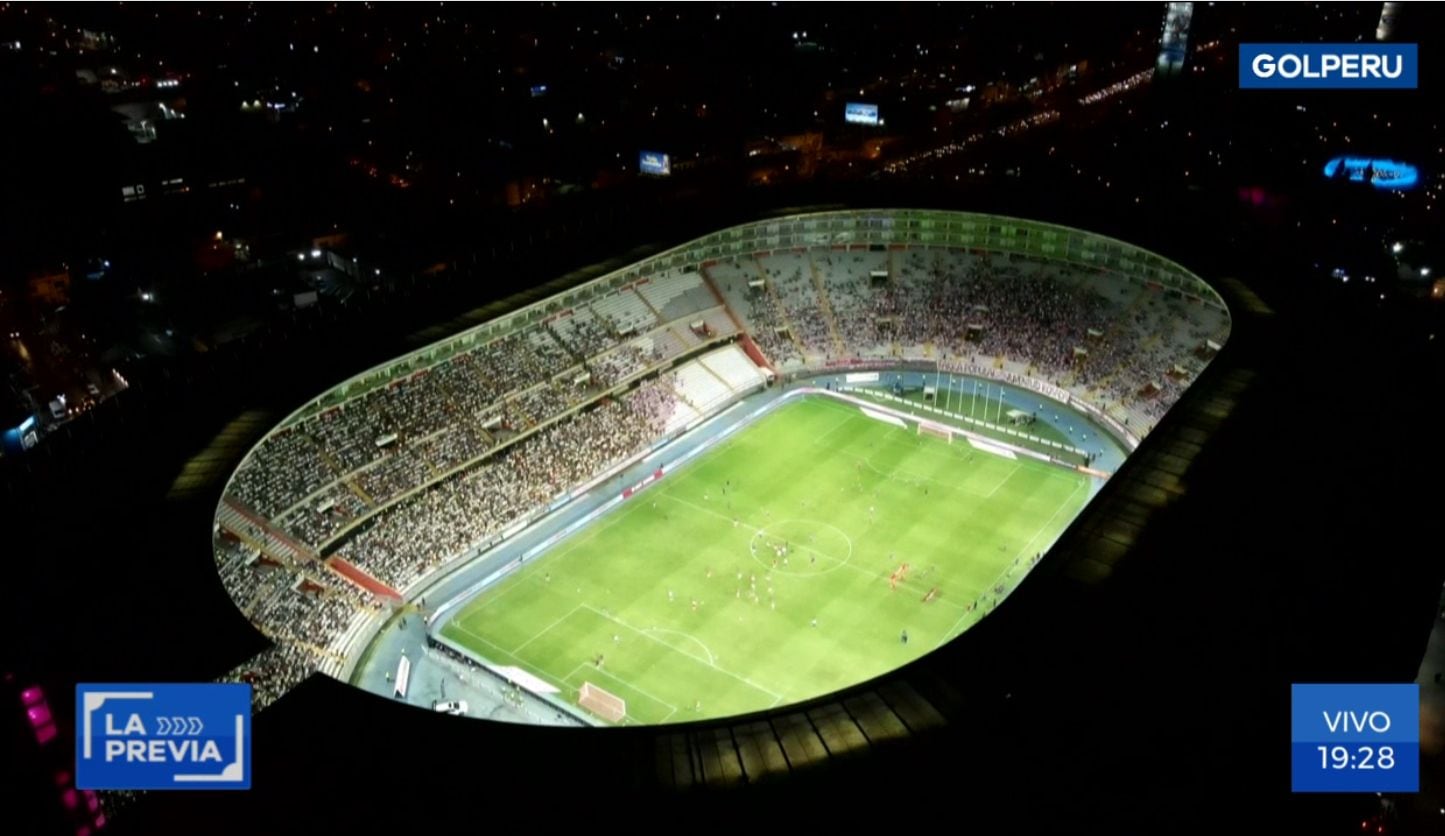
[215,210,1232,727]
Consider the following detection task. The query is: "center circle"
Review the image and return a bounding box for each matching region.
[747,519,854,575]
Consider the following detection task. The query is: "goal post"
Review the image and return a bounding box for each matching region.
[578,681,626,723]
[916,420,954,444]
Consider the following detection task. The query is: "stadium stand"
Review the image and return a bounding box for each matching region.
[212,536,384,711]
[671,357,736,415]
[635,270,716,322]
[224,285,731,550]
[700,345,770,392]
[548,307,617,359]
[590,287,658,336]
[216,209,1229,708]
[329,381,682,589]
[714,244,1228,433]
[705,259,804,367]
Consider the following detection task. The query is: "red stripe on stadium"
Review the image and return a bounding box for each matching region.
[325,557,402,600]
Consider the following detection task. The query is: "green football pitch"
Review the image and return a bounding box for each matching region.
[441,395,1093,724]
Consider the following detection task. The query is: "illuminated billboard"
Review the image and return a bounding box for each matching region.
[639,151,671,176]
[1323,156,1419,190]
[1156,2,1194,75]
[845,102,880,125]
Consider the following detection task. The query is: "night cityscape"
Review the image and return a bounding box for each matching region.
[3,3,1444,834]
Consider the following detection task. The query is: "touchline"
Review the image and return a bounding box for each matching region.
[1251,53,1406,80]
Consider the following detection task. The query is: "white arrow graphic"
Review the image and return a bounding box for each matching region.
[173,714,246,784]
[153,716,206,735]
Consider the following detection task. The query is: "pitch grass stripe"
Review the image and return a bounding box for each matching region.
[581,605,783,703]
[828,446,999,500]
[940,475,1089,644]
[644,626,717,665]
[865,427,1079,492]
[444,396,1092,723]
[449,621,678,725]
[511,605,584,655]
[536,606,776,719]
[660,488,964,610]
[985,463,1022,498]
[447,622,578,693]
[810,408,866,447]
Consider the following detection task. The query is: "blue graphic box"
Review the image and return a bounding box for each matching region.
[76,683,252,790]
[1291,683,1418,793]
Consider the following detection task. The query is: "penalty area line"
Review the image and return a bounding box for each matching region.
[511,604,584,655]
[581,604,784,704]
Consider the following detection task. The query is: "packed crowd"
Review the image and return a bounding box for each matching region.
[755,253,835,359]
[549,310,617,359]
[716,246,1228,429]
[225,330,571,520]
[214,537,384,710]
[588,342,655,388]
[507,382,578,431]
[333,382,678,588]
[213,378,682,709]
[227,281,729,548]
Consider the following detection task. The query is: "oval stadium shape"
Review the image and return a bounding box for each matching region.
[215,209,1229,725]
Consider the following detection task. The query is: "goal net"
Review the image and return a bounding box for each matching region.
[578,681,627,723]
[917,420,954,444]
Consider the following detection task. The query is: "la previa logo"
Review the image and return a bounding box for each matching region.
[1239,44,1418,89]
[76,683,251,790]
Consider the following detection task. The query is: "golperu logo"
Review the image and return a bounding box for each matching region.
[1239,44,1417,89]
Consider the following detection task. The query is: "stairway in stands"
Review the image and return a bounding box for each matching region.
[1071,283,1154,386]
[751,255,809,360]
[1094,331,1161,402]
[216,499,317,566]
[807,252,846,358]
[630,281,665,321]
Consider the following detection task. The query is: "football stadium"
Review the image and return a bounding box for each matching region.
[213,209,1230,726]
